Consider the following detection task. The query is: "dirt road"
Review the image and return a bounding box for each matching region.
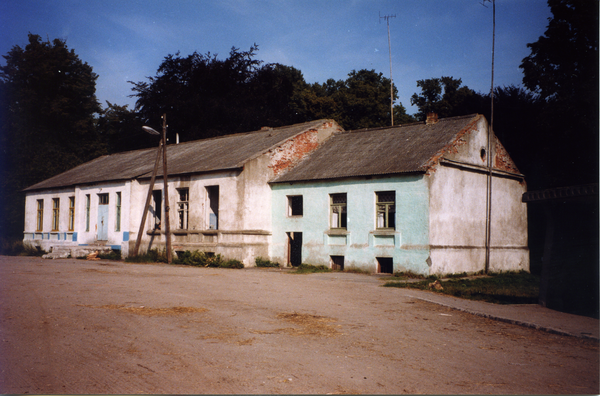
[0,256,597,394]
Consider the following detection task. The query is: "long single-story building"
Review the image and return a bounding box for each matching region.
[23,114,529,274]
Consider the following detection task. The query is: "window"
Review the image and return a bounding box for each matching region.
[330,193,347,229]
[52,198,60,231]
[206,186,219,230]
[177,188,189,229]
[287,195,303,216]
[115,192,121,232]
[152,190,162,230]
[98,193,109,205]
[331,255,344,271]
[376,191,395,229]
[36,200,44,231]
[377,257,394,274]
[68,197,75,231]
[85,194,90,232]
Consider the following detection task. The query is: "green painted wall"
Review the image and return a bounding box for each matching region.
[270,174,431,274]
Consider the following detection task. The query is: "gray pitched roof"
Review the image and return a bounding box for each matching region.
[24,120,333,191]
[270,114,482,183]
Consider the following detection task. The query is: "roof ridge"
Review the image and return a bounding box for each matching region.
[339,113,480,135]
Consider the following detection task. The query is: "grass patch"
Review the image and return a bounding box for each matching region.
[343,267,372,275]
[255,257,280,267]
[293,264,331,274]
[126,249,245,269]
[384,271,540,305]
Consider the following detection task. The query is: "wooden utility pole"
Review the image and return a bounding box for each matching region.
[132,140,163,257]
[161,114,172,263]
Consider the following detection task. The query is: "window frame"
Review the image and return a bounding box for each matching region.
[51,198,60,231]
[287,195,303,217]
[85,194,90,232]
[68,196,75,231]
[36,199,44,232]
[115,192,121,232]
[177,188,189,230]
[376,191,396,230]
[330,193,347,229]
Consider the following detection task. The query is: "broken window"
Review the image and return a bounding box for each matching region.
[177,188,189,230]
[36,199,43,231]
[152,190,162,230]
[206,186,219,230]
[376,191,395,230]
[68,197,75,231]
[287,195,303,216]
[85,194,90,232]
[52,198,60,231]
[330,193,347,229]
[115,192,121,232]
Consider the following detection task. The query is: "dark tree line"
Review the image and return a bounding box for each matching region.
[0,0,597,243]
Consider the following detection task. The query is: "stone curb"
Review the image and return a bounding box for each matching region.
[408,294,599,342]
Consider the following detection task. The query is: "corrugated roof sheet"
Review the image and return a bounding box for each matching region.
[270,114,481,183]
[24,119,332,191]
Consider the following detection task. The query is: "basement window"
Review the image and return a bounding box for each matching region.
[331,255,344,271]
[287,195,303,217]
[377,257,394,274]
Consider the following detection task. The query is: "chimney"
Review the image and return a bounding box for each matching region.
[426,112,438,125]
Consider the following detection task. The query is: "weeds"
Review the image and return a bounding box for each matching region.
[293,264,331,274]
[384,271,539,304]
[255,257,280,267]
[99,250,121,260]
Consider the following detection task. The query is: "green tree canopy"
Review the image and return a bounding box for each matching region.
[295,69,413,130]
[130,45,307,141]
[410,76,478,120]
[0,33,102,239]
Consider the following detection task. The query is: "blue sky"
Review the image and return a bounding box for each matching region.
[1,0,551,115]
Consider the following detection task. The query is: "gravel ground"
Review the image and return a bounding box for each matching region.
[0,255,598,394]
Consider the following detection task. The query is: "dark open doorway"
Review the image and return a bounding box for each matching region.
[287,232,302,267]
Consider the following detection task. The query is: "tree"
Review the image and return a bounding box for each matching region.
[0,34,102,240]
[410,76,478,120]
[130,45,308,141]
[294,69,408,130]
[520,0,598,187]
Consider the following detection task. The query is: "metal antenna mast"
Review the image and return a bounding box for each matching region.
[380,12,396,126]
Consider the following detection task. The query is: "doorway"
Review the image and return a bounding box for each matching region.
[97,193,109,241]
[287,232,302,267]
[206,186,219,230]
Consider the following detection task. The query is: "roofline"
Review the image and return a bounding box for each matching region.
[270,170,426,185]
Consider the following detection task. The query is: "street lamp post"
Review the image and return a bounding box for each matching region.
[132,114,172,263]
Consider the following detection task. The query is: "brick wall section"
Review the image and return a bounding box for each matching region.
[269,129,320,176]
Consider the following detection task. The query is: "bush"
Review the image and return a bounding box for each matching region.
[99,250,121,260]
[125,248,168,263]
[0,238,45,256]
[255,257,280,267]
[221,259,244,269]
[173,250,244,269]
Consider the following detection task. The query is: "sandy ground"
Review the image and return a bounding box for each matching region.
[0,255,598,394]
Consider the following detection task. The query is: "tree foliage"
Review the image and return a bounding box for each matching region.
[410,76,479,120]
[0,34,102,238]
[520,0,598,187]
[130,45,307,141]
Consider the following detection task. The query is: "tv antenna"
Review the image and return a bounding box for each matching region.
[380,12,396,126]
